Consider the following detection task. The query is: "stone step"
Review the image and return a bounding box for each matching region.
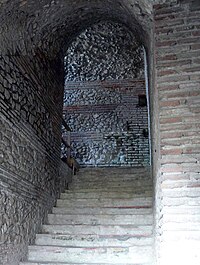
[75,176,151,182]
[47,213,153,226]
[22,167,154,265]
[68,190,153,196]
[56,197,152,208]
[74,175,150,180]
[52,206,153,215]
[69,181,152,189]
[77,168,149,173]
[42,224,153,236]
[78,168,150,176]
[80,167,149,170]
[67,183,152,189]
[61,190,153,199]
[65,186,153,193]
[73,175,150,182]
[69,180,153,187]
[28,245,153,263]
[35,233,154,247]
[20,261,154,265]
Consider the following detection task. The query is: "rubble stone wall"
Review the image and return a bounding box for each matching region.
[63,80,149,166]
[63,22,149,167]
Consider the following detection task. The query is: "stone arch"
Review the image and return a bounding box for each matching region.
[0,0,152,56]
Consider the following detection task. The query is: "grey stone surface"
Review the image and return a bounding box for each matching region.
[62,80,150,167]
[22,167,154,264]
[64,21,144,82]
[63,85,122,106]
[0,0,159,56]
[62,21,149,167]
[0,54,71,265]
[35,233,154,247]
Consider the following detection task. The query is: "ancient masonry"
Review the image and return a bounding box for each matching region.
[0,54,71,264]
[63,80,149,166]
[63,22,149,166]
[0,1,200,265]
[20,167,154,265]
[154,2,200,263]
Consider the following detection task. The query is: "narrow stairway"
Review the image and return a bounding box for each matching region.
[21,167,154,265]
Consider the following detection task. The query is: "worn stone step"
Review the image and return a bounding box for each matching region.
[52,206,153,215]
[73,174,150,182]
[78,167,150,176]
[71,171,151,179]
[35,233,154,247]
[69,181,152,189]
[20,261,155,265]
[28,245,153,263]
[73,174,152,183]
[79,166,150,173]
[56,197,152,208]
[71,181,152,188]
[74,176,150,182]
[42,224,153,236]
[62,190,153,199]
[47,213,153,226]
[64,190,153,197]
[22,167,154,265]
[65,186,153,193]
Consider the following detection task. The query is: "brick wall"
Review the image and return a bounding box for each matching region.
[0,54,72,265]
[63,79,150,166]
[154,1,200,264]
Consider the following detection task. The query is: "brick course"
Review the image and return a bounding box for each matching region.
[154,1,200,264]
[0,54,71,265]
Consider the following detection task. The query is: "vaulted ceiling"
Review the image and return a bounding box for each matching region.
[0,0,165,56]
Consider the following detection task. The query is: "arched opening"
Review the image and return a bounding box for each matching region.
[61,21,151,168]
[1,1,200,264]
[0,1,157,264]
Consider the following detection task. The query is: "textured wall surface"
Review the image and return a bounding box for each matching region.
[0,54,71,265]
[63,80,149,167]
[0,0,156,56]
[1,0,200,264]
[0,2,153,264]
[65,22,144,82]
[63,21,149,167]
[154,1,200,264]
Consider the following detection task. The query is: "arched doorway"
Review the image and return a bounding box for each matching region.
[62,21,151,168]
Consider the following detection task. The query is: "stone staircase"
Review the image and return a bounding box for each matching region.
[21,167,154,265]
